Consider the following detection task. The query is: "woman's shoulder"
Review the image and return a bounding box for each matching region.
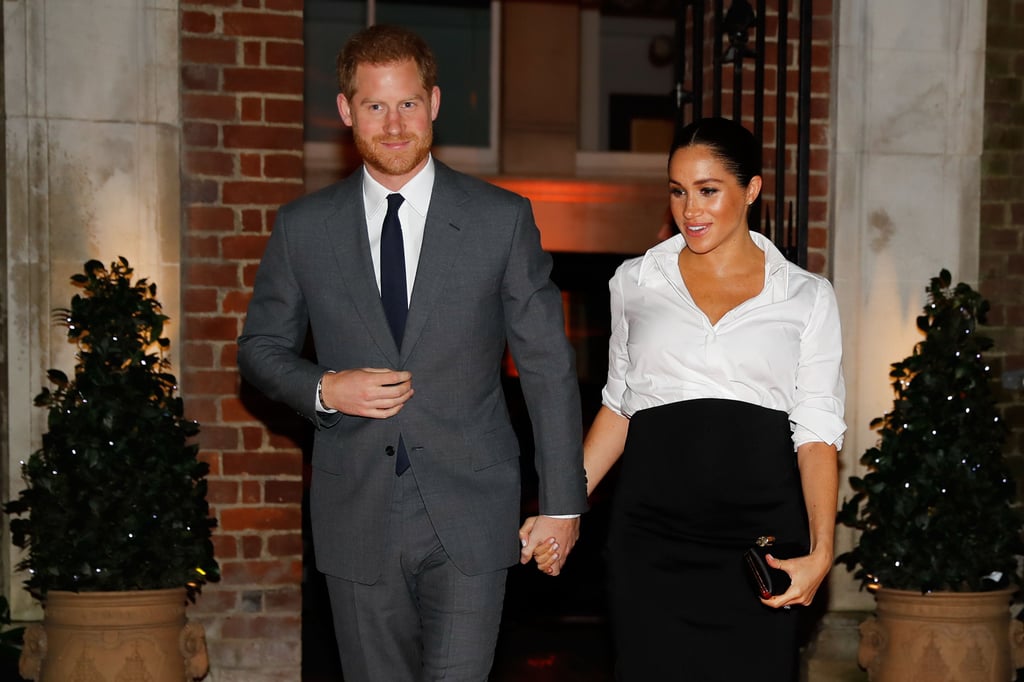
[754,231,834,298]
[608,253,649,294]
[774,260,840,321]
[791,263,836,298]
[611,235,684,286]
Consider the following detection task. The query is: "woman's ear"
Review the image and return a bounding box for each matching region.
[746,175,763,205]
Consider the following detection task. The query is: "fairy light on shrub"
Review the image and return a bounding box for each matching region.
[2,257,220,599]
[836,269,1021,593]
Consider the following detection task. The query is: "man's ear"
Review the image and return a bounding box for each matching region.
[430,86,440,122]
[337,93,353,127]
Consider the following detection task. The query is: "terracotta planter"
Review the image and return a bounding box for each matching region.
[858,586,1024,681]
[18,588,208,682]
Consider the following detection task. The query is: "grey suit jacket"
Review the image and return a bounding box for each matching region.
[238,161,588,584]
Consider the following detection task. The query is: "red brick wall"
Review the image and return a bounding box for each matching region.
[981,2,1024,480]
[696,0,833,274]
[805,0,833,276]
[180,1,306,679]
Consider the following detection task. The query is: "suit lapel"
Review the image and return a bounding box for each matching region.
[324,174,401,365]
[401,164,466,363]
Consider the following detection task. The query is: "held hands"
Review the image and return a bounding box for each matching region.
[320,368,413,418]
[760,547,833,610]
[518,516,580,577]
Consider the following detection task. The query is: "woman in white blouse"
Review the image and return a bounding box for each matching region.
[523,117,846,680]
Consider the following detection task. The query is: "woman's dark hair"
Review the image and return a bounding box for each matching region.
[670,117,762,187]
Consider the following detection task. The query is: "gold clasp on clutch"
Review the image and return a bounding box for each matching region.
[754,535,776,547]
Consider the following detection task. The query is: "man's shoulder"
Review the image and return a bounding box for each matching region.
[434,161,524,206]
[279,171,359,216]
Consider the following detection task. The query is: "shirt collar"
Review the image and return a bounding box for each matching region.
[750,230,789,278]
[361,154,435,219]
[637,234,684,285]
[636,230,789,286]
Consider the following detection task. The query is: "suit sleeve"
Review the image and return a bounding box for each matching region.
[237,208,339,428]
[500,197,588,515]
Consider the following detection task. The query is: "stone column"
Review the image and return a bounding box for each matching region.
[2,0,181,618]
[811,1,989,679]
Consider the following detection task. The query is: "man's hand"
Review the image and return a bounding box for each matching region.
[518,516,580,576]
[321,368,413,418]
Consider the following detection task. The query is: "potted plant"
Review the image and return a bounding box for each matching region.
[4,257,219,681]
[836,268,1024,681]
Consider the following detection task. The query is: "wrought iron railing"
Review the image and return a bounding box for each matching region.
[672,0,814,267]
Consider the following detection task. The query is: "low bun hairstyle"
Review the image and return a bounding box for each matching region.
[670,117,762,187]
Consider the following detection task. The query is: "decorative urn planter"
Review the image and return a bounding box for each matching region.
[858,587,1024,681]
[18,589,209,682]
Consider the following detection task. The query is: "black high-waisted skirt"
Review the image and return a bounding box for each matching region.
[606,399,808,682]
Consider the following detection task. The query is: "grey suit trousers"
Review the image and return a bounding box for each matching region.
[325,470,507,682]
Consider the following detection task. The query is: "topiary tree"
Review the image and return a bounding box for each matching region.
[4,257,219,599]
[836,269,1024,593]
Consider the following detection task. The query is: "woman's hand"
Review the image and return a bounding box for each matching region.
[518,516,560,575]
[760,547,833,609]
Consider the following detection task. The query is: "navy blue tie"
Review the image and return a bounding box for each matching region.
[380,193,410,475]
[381,193,408,345]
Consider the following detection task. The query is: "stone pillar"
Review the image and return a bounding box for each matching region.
[814,0,989,678]
[2,0,182,620]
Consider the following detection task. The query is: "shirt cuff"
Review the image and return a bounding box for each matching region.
[543,514,580,519]
[315,371,338,414]
[790,403,846,450]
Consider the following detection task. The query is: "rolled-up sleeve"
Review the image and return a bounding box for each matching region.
[790,277,847,449]
[601,267,630,417]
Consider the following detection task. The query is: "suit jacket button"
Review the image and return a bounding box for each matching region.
[385,446,395,456]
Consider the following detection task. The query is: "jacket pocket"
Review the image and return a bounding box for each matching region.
[467,423,520,471]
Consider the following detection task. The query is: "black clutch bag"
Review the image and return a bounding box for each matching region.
[744,535,802,599]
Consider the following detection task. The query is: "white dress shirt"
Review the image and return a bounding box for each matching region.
[602,231,847,450]
[363,157,435,302]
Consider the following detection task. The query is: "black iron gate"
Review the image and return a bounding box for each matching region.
[672,0,814,267]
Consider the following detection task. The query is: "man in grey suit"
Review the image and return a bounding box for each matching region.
[238,24,587,681]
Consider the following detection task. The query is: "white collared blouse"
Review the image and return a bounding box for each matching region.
[601,231,847,450]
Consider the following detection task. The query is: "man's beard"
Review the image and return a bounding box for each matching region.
[355,129,433,178]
